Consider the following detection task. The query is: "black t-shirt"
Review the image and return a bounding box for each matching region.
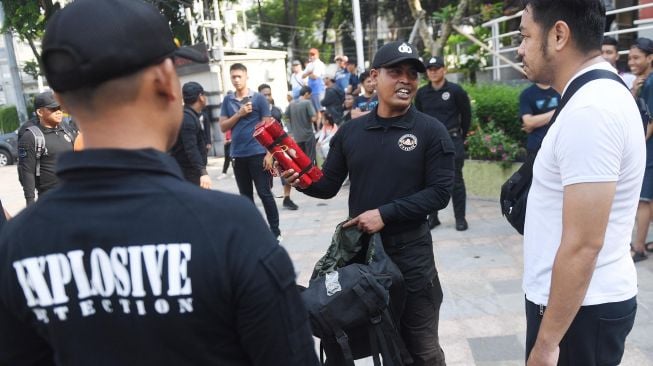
[519,84,560,151]
[301,106,455,235]
[0,149,318,366]
[414,80,472,137]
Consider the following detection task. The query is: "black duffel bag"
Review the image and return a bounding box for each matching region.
[301,222,412,366]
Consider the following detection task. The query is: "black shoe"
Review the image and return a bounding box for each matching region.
[283,197,299,210]
[456,218,468,231]
[428,214,440,229]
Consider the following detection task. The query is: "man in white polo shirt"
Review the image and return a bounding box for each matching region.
[518,1,645,365]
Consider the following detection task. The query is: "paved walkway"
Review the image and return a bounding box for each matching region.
[1,157,652,365]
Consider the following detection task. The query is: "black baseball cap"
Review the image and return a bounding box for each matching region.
[371,41,426,73]
[425,56,445,69]
[182,82,204,103]
[41,0,209,92]
[633,37,653,55]
[33,91,60,109]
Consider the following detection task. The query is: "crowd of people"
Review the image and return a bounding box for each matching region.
[0,0,649,365]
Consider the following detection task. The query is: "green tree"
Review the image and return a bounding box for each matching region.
[1,0,191,77]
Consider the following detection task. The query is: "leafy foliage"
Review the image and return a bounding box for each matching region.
[0,106,20,134]
[465,121,522,163]
[465,83,526,145]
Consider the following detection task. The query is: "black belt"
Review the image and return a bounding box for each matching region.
[381,223,429,246]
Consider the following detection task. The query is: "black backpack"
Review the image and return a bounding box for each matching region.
[301,224,412,366]
[500,69,629,234]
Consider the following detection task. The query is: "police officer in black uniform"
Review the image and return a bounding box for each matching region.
[284,41,455,366]
[17,91,74,205]
[415,56,472,231]
[170,81,211,188]
[0,1,318,365]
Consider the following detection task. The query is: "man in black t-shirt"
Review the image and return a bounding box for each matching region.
[284,41,455,366]
[519,83,560,158]
[0,1,318,365]
[415,56,472,231]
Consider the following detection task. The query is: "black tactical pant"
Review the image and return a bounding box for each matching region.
[434,134,466,220]
[382,225,446,366]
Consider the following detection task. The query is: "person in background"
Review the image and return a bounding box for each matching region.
[602,36,636,88]
[342,93,355,124]
[285,86,317,165]
[351,71,378,118]
[218,129,232,179]
[519,83,560,160]
[17,91,74,205]
[628,37,653,262]
[334,55,351,92]
[321,76,345,125]
[346,58,361,96]
[303,48,326,120]
[316,112,338,164]
[170,81,211,188]
[220,63,282,241]
[415,56,472,231]
[290,60,306,100]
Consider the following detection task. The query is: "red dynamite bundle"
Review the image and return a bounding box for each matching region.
[253,117,323,189]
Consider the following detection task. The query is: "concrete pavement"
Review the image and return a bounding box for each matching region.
[1,156,652,365]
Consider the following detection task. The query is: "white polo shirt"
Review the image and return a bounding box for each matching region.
[523,62,646,306]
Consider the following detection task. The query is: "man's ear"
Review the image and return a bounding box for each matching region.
[152,58,180,103]
[35,108,44,118]
[370,68,379,82]
[552,20,571,51]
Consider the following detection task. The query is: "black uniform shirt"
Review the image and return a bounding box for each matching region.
[170,106,208,177]
[17,123,73,204]
[414,80,472,137]
[0,149,318,366]
[301,106,455,235]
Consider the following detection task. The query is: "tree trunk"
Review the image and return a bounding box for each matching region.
[406,0,435,54]
[432,0,469,56]
[322,0,335,46]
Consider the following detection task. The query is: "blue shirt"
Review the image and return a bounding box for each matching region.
[519,84,560,151]
[354,95,379,112]
[334,68,350,92]
[220,91,271,157]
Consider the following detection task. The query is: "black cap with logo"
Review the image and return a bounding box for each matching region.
[371,41,426,73]
[425,56,445,69]
[33,91,60,109]
[182,82,204,103]
[41,0,209,92]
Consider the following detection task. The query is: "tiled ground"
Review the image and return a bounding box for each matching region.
[2,157,652,365]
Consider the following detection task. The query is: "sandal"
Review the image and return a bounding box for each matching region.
[632,250,648,263]
[645,241,653,253]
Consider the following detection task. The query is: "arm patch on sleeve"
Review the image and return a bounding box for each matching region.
[261,246,296,290]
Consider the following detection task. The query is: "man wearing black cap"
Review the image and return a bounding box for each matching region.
[170,81,211,188]
[284,40,454,366]
[415,56,472,231]
[0,1,318,365]
[17,90,74,205]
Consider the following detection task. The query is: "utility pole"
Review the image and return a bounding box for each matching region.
[352,0,365,72]
[0,3,28,123]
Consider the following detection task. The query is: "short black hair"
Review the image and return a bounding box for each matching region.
[522,0,605,54]
[230,63,247,72]
[299,86,312,96]
[359,71,371,83]
[258,83,271,92]
[602,36,618,47]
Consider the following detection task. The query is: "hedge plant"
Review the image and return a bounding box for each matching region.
[0,105,19,134]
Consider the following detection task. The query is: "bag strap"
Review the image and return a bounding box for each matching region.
[26,126,46,177]
[319,307,355,366]
[548,69,627,127]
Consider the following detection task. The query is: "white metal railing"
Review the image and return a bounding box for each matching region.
[481,3,653,80]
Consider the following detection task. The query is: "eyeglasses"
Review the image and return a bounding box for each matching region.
[46,106,61,112]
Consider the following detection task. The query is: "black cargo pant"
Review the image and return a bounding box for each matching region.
[382,224,446,366]
[434,134,465,220]
[232,153,281,237]
[525,296,636,365]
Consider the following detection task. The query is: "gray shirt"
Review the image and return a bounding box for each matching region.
[285,99,316,142]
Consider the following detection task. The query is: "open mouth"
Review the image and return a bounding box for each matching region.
[396,88,411,98]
